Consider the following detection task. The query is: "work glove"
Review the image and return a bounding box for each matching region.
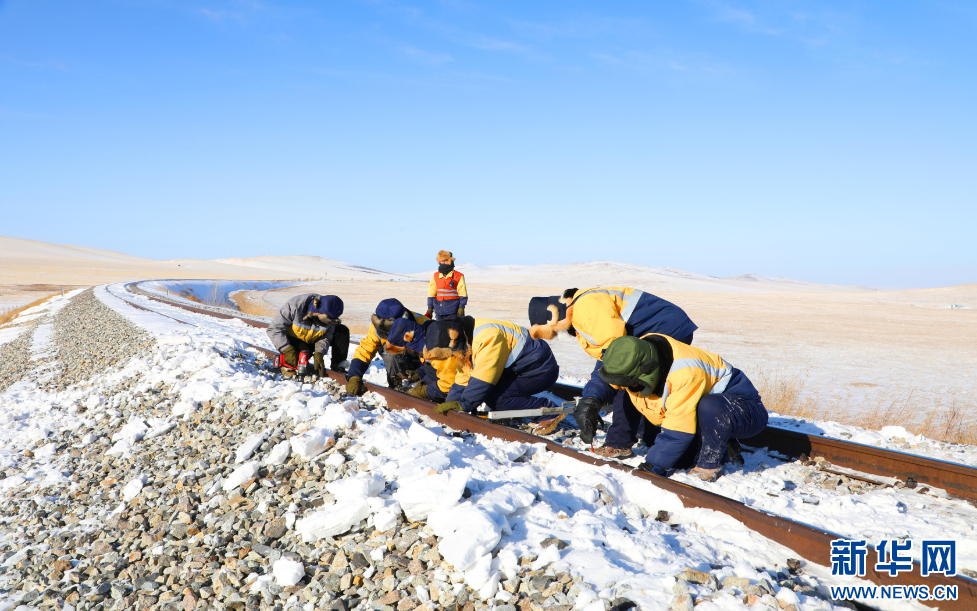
[313,352,326,377]
[435,401,463,415]
[456,307,465,317]
[406,384,429,400]
[573,396,602,445]
[281,345,299,368]
[425,309,434,318]
[346,376,367,396]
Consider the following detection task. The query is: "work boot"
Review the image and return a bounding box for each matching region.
[592,445,634,459]
[689,466,721,482]
[724,438,745,466]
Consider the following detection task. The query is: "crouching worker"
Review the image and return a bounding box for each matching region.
[528,287,697,458]
[346,299,430,395]
[267,294,349,378]
[598,334,767,482]
[430,318,560,415]
[384,317,466,402]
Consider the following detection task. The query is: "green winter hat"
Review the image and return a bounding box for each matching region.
[598,336,662,397]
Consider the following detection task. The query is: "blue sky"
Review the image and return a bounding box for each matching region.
[1,1,975,287]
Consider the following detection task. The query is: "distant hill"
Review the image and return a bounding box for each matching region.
[406,260,878,294]
[212,256,415,281]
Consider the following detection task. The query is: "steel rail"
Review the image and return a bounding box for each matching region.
[123,281,977,607]
[547,383,977,505]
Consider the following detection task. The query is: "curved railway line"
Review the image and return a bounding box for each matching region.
[121,281,977,609]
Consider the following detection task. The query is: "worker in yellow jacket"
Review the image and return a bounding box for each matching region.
[383,317,463,403]
[345,298,430,395]
[598,334,767,481]
[529,287,697,458]
[426,318,560,414]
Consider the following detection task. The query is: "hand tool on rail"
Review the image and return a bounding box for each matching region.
[123,280,977,608]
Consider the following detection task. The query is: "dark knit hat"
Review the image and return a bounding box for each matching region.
[375,298,406,319]
[528,296,566,326]
[310,295,344,318]
[387,318,426,353]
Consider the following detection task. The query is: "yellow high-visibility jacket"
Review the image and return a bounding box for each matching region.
[568,287,645,360]
[347,310,430,379]
[615,334,733,435]
[429,355,459,394]
[452,318,530,389]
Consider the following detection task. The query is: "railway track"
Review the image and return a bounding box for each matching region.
[121,281,977,608]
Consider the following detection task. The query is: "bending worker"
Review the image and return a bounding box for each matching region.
[383,317,466,403]
[528,287,697,458]
[346,299,430,395]
[598,333,767,481]
[267,294,349,378]
[429,317,559,415]
[426,250,467,321]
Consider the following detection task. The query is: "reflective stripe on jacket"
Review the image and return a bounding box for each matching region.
[427,272,468,310]
[569,287,697,361]
[267,294,336,354]
[347,310,429,379]
[453,318,530,389]
[619,334,733,435]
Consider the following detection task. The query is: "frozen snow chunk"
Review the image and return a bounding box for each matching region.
[315,404,354,433]
[395,452,452,483]
[372,500,402,532]
[325,452,345,468]
[123,476,146,502]
[395,467,470,521]
[474,483,535,516]
[428,503,502,571]
[306,395,332,416]
[290,428,334,460]
[223,462,260,492]
[180,381,217,404]
[284,399,311,423]
[172,400,196,418]
[265,440,291,465]
[112,416,149,445]
[272,557,305,586]
[105,440,132,457]
[236,431,268,463]
[35,443,57,460]
[79,433,98,447]
[325,472,385,501]
[296,499,371,541]
[144,418,176,440]
[84,395,103,410]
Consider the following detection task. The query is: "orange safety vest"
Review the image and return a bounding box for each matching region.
[434,271,463,301]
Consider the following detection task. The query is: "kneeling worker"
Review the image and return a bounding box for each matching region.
[426,250,467,321]
[528,287,697,458]
[598,334,767,481]
[429,318,560,415]
[267,294,349,377]
[346,299,430,395]
[383,317,464,402]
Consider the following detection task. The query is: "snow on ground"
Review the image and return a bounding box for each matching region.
[2,284,975,610]
[0,290,84,349]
